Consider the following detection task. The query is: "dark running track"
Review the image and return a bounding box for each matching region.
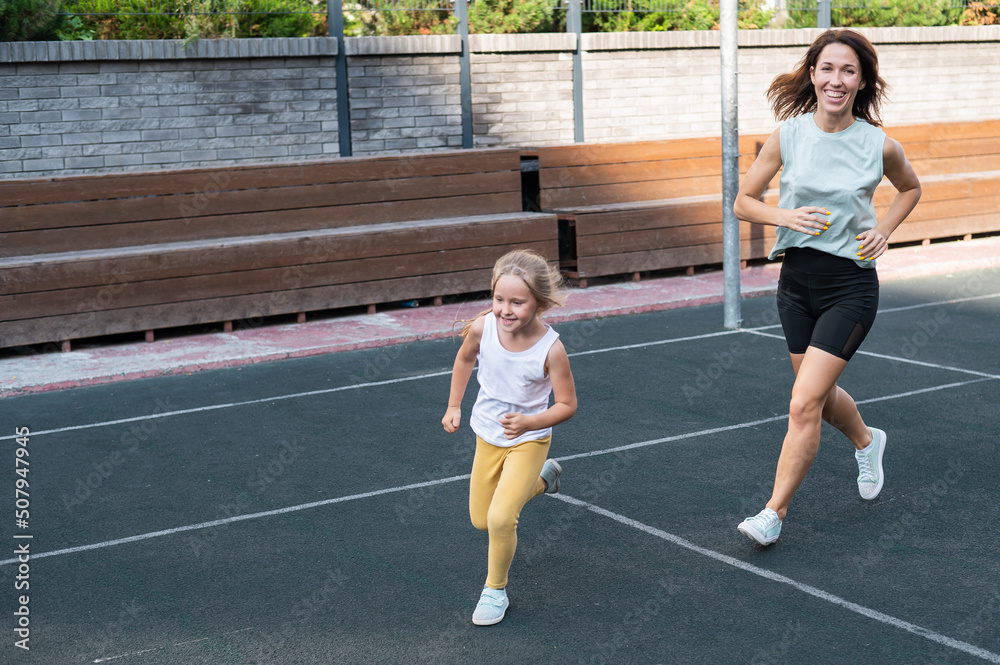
[1,265,998,665]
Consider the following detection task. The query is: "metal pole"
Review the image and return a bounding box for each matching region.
[818,0,831,29]
[456,0,473,149]
[720,0,741,329]
[328,0,352,156]
[568,0,584,143]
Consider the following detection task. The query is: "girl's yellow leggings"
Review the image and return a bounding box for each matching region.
[469,435,551,590]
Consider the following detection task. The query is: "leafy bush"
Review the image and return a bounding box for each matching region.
[785,0,962,27]
[584,0,772,31]
[961,0,1000,24]
[57,14,97,38]
[469,0,556,32]
[6,0,989,39]
[54,0,324,40]
[0,0,63,40]
[358,9,456,35]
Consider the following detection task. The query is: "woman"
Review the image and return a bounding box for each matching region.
[733,29,921,545]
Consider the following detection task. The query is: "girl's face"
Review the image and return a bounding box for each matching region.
[810,42,865,119]
[492,274,543,336]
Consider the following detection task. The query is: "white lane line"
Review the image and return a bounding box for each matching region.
[6,290,998,442]
[3,333,744,442]
[93,627,257,663]
[552,493,1000,665]
[878,291,1000,314]
[556,376,993,463]
[742,329,1000,379]
[569,330,740,356]
[0,474,469,566]
[2,374,991,568]
[0,371,451,441]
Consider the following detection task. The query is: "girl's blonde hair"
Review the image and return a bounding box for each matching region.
[459,249,566,338]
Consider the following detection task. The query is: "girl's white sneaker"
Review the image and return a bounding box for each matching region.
[540,459,562,494]
[472,586,509,626]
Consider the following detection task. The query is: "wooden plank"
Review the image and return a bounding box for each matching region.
[551,193,718,216]
[576,236,775,279]
[869,173,999,208]
[744,225,777,261]
[537,133,768,171]
[539,156,722,192]
[0,149,524,207]
[1,170,524,232]
[0,271,483,347]
[890,213,1000,243]
[577,224,724,257]
[0,192,529,257]
[886,119,1000,145]
[541,176,723,210]
[877,191,1000,225]
[0,213,558,294]
[576,220,760,258]
[908,155,1000,177]
[0,241,560,321]
[538,137,722,168]
[571,199,722,236]
[0,240,559,348]
[899,136,1000,162]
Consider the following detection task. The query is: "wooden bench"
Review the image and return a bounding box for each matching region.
[536,119,1000,287]
[534,135,775,287]
[877,119,1000,245]
[0,149,558,350]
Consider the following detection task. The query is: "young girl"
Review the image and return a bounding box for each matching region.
[733,30,921,545]
[442,249,577,626]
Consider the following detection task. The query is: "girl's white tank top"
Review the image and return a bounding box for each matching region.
[470,313,560,448]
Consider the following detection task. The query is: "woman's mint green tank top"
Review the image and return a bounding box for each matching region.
[769,113,886,268]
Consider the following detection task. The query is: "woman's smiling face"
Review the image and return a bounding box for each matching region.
[810,42,865,119]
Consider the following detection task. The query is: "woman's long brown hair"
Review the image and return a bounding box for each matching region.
[767,29,888,127]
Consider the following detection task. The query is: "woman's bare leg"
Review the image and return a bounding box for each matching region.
[765,347,872,521]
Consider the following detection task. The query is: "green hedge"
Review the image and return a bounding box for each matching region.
[585,0,773,30]
[1,0,63,40]
[785,0,964,27]
[2,0,995,40]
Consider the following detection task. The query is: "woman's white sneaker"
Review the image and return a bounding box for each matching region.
[738,508,782,545]
[855,427,886,500]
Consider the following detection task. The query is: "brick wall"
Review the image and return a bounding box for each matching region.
[0,39,343,178]
[346,35,464,154]
[471,34,576,147]
[583,47,723,142]
[2,27,999,179]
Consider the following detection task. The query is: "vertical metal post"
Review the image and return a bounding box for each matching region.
[456,0,473,149]
[720,0,741,329]
[328,0,352,156]
[818,0,831,29]
[568,0,584,143]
